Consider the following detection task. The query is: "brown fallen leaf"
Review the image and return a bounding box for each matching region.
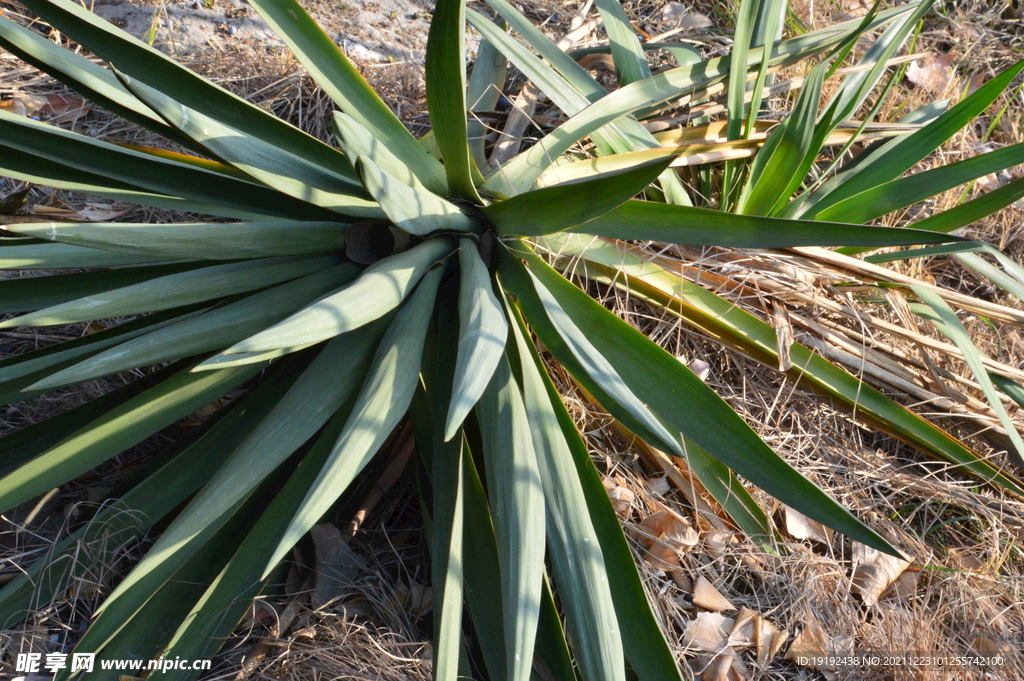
[638,505,698,570]
[785,606,854,681]
[907,53,957,96]
[783,505,832,545]
[0,94,47,117]
[42,94,91,123]
[392,580,433,618]
[851,541,911,606]
[683,611,734,653]
[692,575,736,612]
[605,482,636,516]
[701,652,744,681]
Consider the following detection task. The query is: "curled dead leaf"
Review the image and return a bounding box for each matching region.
[851,541,911,606]
[606,483,636,516]
[907,54,957,96]
[783,505,832,545]
[785,606,854,681]
[683,611,734,653]
[638,506,698,571]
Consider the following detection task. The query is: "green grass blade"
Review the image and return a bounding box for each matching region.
[270,267,443,568]
[244,0,447,193]
[912,287,1024,467]
[485,159,670,236]
[507,301,626,681]
[574,200,966,247]
[476,354,546,681]
[224,238,454,353]
[426,0,480,200]
[0,361,265,514]
[5,220,348,260]
[0,255,339,328]
[356,156,477,234]
[445,240,508,440]
[817,142,1024,224]
[27,265,359,390]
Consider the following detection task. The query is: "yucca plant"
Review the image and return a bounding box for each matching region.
[2,0,1024,677]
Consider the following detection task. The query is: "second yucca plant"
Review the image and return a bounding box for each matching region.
[1,0,1023,677]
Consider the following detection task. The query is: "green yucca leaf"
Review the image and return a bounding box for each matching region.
[477,353,546,681]
[507,302,626,681]
[910,174,1024,234]
[99,326,384,610]
[4,220,349,260]
[573,200,966,247]
[244,0,448,193]
[269,266,444,569]
[0,241,177,269]
[0,14,196,150]
[817,142,1024,224]
[445,239,508,440]
[0,111,340,221]
[807,59,1024,217]
[912,288,1024,467]
[466,32,508,170]
[0,262,203,313]
[544,234,1024,495]
[593,0,651,85]
[17,0,357,181]
[426,0,480,200]
[224,238,453,354]
[0,308,200,388]
[0,361,265,513]
[0,254,339,328]
[486,158,671,236]
[333,112,431,191]
[26,265,359,391]
[356,156,477,234]
[151,409,350,680]
[0,143,275,220]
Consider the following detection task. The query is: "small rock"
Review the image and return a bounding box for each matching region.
[227,25,237,35]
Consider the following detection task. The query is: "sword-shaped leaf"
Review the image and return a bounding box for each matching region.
[444,239,508,440]
[484,159,671,236]
[224,238,454,353]
[26,265,359,391]
[816,141,1024,224]
[573,200,966,248]
[333,112,430,191]
[356,156,477,235]
[507,301,626,681]
[504,243,901,556]
[912,287,1024,468]
[476,354,546,681]
[0,254,339,328]
[4,220,349,260]
[426,0,480,200]
[0,361,266,514]
[98,322,386,611]
[269,267,444,568]
[0,242,177,269]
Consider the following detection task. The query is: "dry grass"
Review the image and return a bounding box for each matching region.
[2,0,1024,678]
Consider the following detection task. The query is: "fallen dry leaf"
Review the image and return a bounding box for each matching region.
[660,2,712,31]
[42,94,91,123]
[701,652,744,681]
[645,476,671,496]
[683,611,734,653]
[638,506,698,570]
[785,606,854,681]
[851,541,911,606]
[906,54,957,96]
[0,94,47,117]
[392,580,433,619]
[606,483,636,516]
[692,575,736,612]
[783,505,832,545]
